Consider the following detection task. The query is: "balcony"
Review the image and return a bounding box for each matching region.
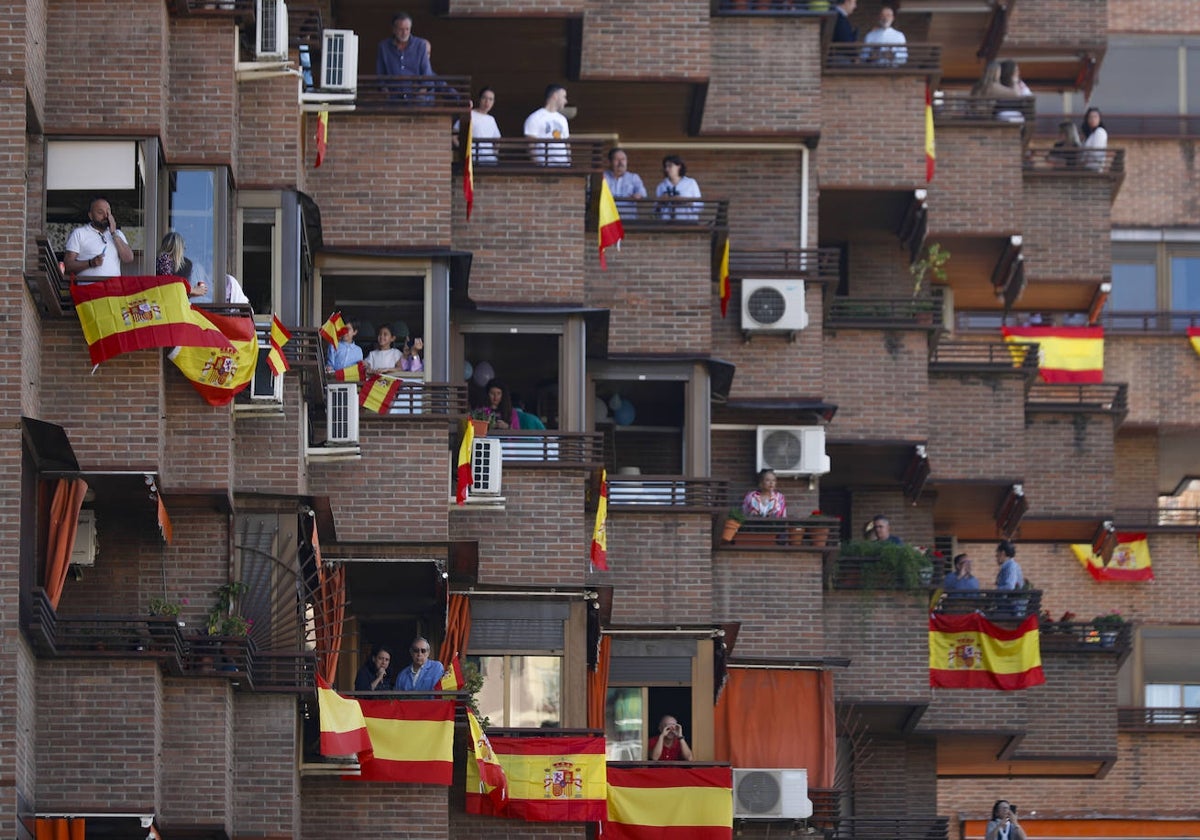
[1114,507,1200,531]
[728,247,839,282]
[712,0,833,16]
[826,295,944,330]
[1118,707,1200,732]
[929,341,1039,376]
[358,382,469,419]
[1039,620,1132,657]
[1025,383,1128,418]
[26,238,72,317]
[491,431,605,468]
[591,197,731,233]
[824,44,941,75]
[934,94,1035,140]
[720,515,842,551]
[930,588,1043,621]
[825,817,950,840]
[467,137,607,176]
[168,0,252,18]
[1098,310,1200,332]
[251,649,318,692]
[1023,146,1126,185]
[608,475,729,511]
[354,76,472,115]
[1036,113,1200,140]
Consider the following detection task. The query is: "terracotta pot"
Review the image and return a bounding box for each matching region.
[789,526,807,546]
[722,519,742,542]
[809,526,830,548]
[470,419,490,437]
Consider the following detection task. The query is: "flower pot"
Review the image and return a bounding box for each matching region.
[470,419,490,437]
[1099,630,1119,648]
[808,526,830,548]
[722,519,743,542]
[789,526,806,546]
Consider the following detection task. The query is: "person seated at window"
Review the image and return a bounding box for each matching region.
[943,553,980,592]
[395,636,445,691]
[872,515,903,545]
[354,644,393,691]
[325,317,363,374]
[649,715,693,761]
[156,231,210,300]
[1046,120,1083,168]
[742,469,787,518]
[365,324,422,375]
[655,155,702,222]
[473,378,519,430]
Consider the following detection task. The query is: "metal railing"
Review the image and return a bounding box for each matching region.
[168,0,253,17]
[360,382,469,419]
[728,248,840,282]
[251,650,318,692]
[26,588,58,655]
[1118,707,1200,731]
[713,0,834,15]
[934,93,1035,127]
[828,553,944,590]
[1035,114,1200,140]
[354,75,471,115]
[51,614,186,674]
[1097,310,1200,333]
[932,589,1044,620]
[929,341,1039,373]
[606,476,729,510]
[809,789,843,829]
[1023,146,1125,175]
[1114,507,1200,529]
[184,635,254,681]
[469,137,608,175]
[1039,620,1132,653]
[492,431,605,467]
[28,238,73,317]
[824,43,941,73]
[601,198,731,232]
[824,817,950,840]
[721,516,843,551]
[827,296,943,328]
[1026,383,1128,415]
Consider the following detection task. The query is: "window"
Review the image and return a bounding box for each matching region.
[1109,236,1200,329]
[168,167,230,302]
[604,637,707,761]
[472,655,563,728]
[236,191,310,324]
[464,331,561,429]
[1145,683,1200,708]
[1137,626,1200,713]
[239,207,280,316]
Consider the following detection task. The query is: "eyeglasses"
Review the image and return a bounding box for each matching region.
[412,647,429,654]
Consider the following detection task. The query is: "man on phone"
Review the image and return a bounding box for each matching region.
[649,715,693,761]
[64,197,135,279]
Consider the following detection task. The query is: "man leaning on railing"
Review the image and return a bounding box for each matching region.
[376,12,435,102]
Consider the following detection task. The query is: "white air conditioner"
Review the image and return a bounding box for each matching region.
[321,29,359,91]
[71,509,97,567]
[756,426,830,477]
[471,437,503,496]
[733,768,812,820]
[742,279,809,333]
[255,0,289,61]
[326,384,359,444]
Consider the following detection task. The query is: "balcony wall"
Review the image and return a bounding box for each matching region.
[234,693,300,836]
[682,149,806,248]
[824,591,930,703]
[713,281,825,399]
[1021,412,1115,517]
[581,0,710,80]
[1021,173,1112,286]
[452,175,586,304]
[162,368,233,494]
[41,320,165,472]
[701,16,821,135]
[1106,335,1200,427]
[161,680,233,832]
[713,549,824,656]
[823,329,930,440]
[854,737,939,816]
[1111,138,1200,227]
[301,779,447,840]
[307,115,451,248]
[1005,0,1107,52]
[167,17,238,168]
[926,122,1024,237]
[927,371,1027,480]
[232,378,308,497]
[239,75,304,190]
[819,77,927,188]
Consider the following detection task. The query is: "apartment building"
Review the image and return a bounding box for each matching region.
[8,0,1199,838]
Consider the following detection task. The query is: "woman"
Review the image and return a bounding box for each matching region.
[655,155,701,222]
[155,231,209,299]
[1047,120,1083,167]
[742,469,787,518]
[985,801,1027,840]
[470,87,501,164]
[999,60,1032,96]
[474,379,518,430]
[1081,106,1108,170]
[974,62,1024,122]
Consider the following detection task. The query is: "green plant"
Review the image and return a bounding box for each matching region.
[726,507,746,524]
[470,407,500,427]
[148,596,185,618]
[1092,610,1125,630]
[206,581,250,636]
[461,659,489,728]
[910,242,950,296]
[838,540,934,590]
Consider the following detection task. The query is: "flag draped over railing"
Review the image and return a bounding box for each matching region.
[1002,326,1104,383]
[168,310,258,406]
[605,765,733,840]
[465,734,607,821]
[354,698,456,782]
[929,612,1045,690]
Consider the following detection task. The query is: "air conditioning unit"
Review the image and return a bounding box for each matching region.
[326,384,359,444]
[321,30,359,91]
[471,437,503,496]
[756,426,830,477]
[733,768,812,820]
[70,509,97,567]
[255,0,289,61]
[742,279,809,333]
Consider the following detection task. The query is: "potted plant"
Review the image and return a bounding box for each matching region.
[836,540,934,590]
[149,596,187,625]
[469,407,497,436]
[722,508,746,542]
[807,510,832,547]
[206,581,250,636]
[1092,610,1125,647]
[910,241,950,297]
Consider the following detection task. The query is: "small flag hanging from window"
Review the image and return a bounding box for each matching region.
[267,314,291,376]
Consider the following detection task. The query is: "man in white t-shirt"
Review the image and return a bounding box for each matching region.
[862,6,907,66]
[524,84,571,166]
[64,197,135,279]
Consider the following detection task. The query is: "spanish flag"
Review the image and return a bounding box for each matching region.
[319,311,347,348]
[605,765,733,840]
[352,699,456,784]
[1001,326,1104,383]
[316,675,371,757]
[598,178,624,269]
[456,420,475,505]
[439,654,464,691]
[315,110,329,168]
[463,112,475,221]
[71,275,234,366]
[925,82,936,183]
[467,708,508,811]
[929,612,1045,690]
[718,238,731,318]
[333,361,366,383]
[591,469,609,570]
[1071,533,1154,582]
[267,314,291,376]
[1188,327,1200,357]
[466,734,607,821]
[359,375,401,414]
[168,311,258,406]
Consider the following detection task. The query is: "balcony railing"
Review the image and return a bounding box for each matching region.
[934,93,1036,127]
[1035,114,1200,140]
[608,476,730,510]
[492,431,605,467]
[1113,507,1200,530]
[720,515,843,551]
[469,138,607,175]
[599,198,731,233]
[809,788,842,829]
[256,324,327,399]
[728,248,840,282]
[825,817,950,840]
[27,238,72,317]
[929,341,1040,374]
[1097,310,1200,333]
[931,589,1044,620]
[1118,707,1200,732]
[1039,620,1132,653]
[48,613,186,674]
[1026,383,1128,416]
[361,382,468,418]
[1023,146,1125,176]
[827,296,943,328]
[168,0,253,18]
[824,43,941,74]
[713,0,834,16]
[354,75,471,115]
[184,635,254,681]
[25,588,58,655]
[251,649,318,692]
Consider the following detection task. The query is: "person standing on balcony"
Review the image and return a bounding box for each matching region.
[742,469,787,518]
[395,636,445,691]
[649,716,693,761]
[465,87,502,164]
[994,540,1024,590]
[376,12,433,78]
[986,801,1027,840]
[354,645,394,691]
[1081,107,1109,171]
[831,0,858,43]
[524,84,571,166]
[862,5,907,66]
[604,148,647,218]
[873,515,903,545]
[655,155,701,221]
[64,197,135,280]
[943,554,980,592]
[325,317,363,374]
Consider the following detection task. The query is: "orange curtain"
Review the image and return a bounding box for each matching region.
[35,817,86,840]
[587,634,612,729]
[714,668,836,788]
[43,478,88,610]
[439,593,471,664]
[310,519,345,683]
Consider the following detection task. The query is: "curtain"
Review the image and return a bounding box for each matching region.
[310,518,345,684]
[439,593,471,665]
[713,668,836,788]
[587,634,612,730]
[34,818,86,840]
[44,478,88,610]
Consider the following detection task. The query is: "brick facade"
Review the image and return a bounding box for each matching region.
[580,0,710,81]
[927,373,1027,480]
[819,77,926,188]
[1021,174,1113,284]
[927,123,1024,237]
[1021,413,1115,516]
[823,329,930,440]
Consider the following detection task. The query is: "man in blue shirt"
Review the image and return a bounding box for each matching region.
[994,540,1024,590]
[604,148,647,218]
[376,12,434,102]
[395,635,446,691]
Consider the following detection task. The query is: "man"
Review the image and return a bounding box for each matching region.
[649,715,693,761]
[354,645,393,691]
[862,5,907,66]
[831,0,858,44]
[873,515,903,545]
[64,197,135,279]
[376,12,433,77]
[994,540,1024,590]
[943,553,980,592]
[394,635,445,691]
[524,84,571,166]
[603,148,647,217]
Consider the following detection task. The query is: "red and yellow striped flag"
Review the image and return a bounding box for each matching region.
[605,765,733,840]
[1001,326,1104,383]
[718,238,731,318]
[467,708,508,811]
[315,110,329,168]
[466,735,607,821]
[456,421,475,504]
[319,311,347,348]
[71,275,233,366]
[925,82,936,182]
[440,654,464,691]
[316,675,371,757]
[333,361,366,383]
[929,612,1044,690]
[1071,532,1154,582]
[267,314,291,376]
[359,375,401,414]
[591,469,609,570]
[598,178,624,269]
[1188,327,1200,357]
[352,699,456,783]
[464,111,475,220]
[168,311,258,406]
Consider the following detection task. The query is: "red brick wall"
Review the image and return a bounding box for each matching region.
[1108,0,1192,31]
[159,511,235,631]
[1021,413,1114,516]
[823,591,930,702]
[682,149,805,248]
[161,680,233,832]
[1007,0,1108,48]
[300,779,447,839]
[232,379,308,497]
[819,77,926,188]
[583,233,713,355]
[927,373,1027,480]
[713,549,824,656]
[162,370,233,492]
[849,489,932,548]
[16,642,38,813]
[1021,175,1112,283]
[234,694,299,837]
[927,123,1024,236]
[306,115,451,248]
[1111,140,1200,227]
[847,234,911,297]
[452,175,586,304]
[1112,430,1157,510]
[21,283,44,418]
[854,737,938,816]
[167,18,238,168]
[1107,337,1200,427]
[823,329,929,440]
[53,508,151,617]
[238,75,305,189]
[45,0,169,137]
[444,0,584,14]
[40,320,165,472]
[580,0,710,81]
[25,0,48,123]
[701,17,821,135]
